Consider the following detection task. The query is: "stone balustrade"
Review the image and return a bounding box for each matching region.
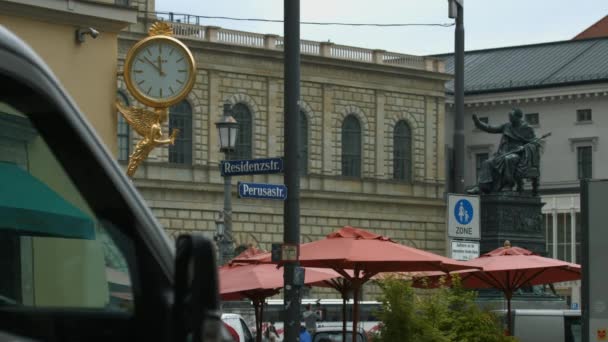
[152,13,443,73]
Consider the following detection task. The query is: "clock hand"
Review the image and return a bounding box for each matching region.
[156,55,165,76]
[143,56,162,75]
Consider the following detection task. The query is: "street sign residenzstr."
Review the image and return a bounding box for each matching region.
[220,157,283,176]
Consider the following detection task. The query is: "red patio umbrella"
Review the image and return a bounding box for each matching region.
[415,241,581,336]
[235,226,477,342]
[219,247,342,342]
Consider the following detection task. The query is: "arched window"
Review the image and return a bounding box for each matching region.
[231,103,252,160]
[341,115,361,177]
[116,91,130,161]
[393,120,412,181]
[169,100,192,164]
[299,110,308,175]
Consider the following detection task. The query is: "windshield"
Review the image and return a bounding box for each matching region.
[313,332,364,342]
[0,102,134,312]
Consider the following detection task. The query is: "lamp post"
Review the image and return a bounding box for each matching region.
[214,210,225,243]
[215,103,238,265]
[449,0,465,193]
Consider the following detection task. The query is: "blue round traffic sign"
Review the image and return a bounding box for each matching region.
[454,199,474,225]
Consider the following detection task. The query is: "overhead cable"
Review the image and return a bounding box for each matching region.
[154,12,455,28]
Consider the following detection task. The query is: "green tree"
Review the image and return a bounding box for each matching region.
[372,275,517,342]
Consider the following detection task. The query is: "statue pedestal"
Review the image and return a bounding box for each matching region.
[480,192,545,255]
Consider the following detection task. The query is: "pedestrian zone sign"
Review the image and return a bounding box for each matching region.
[447,194,480,239]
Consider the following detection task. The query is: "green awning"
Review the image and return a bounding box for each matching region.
[0,162,95,240]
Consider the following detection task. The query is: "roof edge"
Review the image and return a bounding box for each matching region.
[431,36,608,57]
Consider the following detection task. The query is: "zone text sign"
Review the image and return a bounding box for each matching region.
[220,157,283,176]
[447,194,480,239]
[237,181,287,200]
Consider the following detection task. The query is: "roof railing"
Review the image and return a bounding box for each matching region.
[146,11,443,73]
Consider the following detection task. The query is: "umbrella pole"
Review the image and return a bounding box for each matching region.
[253,300,259,325]
[352,282,360,342]
[259,301,265,342]
[506,292,513,336]
[342,293,347,342]
[253,299,261,342]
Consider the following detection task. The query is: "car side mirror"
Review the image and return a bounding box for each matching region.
[174,234,222,342]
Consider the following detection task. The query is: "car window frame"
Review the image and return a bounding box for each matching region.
[0,28,174,281]
[0,26,175,341]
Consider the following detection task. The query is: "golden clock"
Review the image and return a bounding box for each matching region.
[123,24,196,108]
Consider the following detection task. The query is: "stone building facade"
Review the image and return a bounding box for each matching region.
[117,15,449,298]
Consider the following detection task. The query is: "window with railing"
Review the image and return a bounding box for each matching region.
[575,212,582,264]
[556,213,572,261]
[116,91,130,162]
[545,213,553,258]
[168,100,192,165]
[544,211,581,263]
[577,146,592,179]
[393,120,411,182]
[341,115,361,177]
[299,110,308,175]
[231,103,252,160]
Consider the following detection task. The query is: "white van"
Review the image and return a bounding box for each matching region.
[222,313,255,342]
[495,309,581,342]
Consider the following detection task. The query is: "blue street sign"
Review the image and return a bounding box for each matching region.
[454,199,474,225]
[220,157,283,176]
[237,182,288,200]
[448,194,480,239]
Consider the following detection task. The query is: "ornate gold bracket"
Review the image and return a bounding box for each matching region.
[116,22,194,178]
[116,102,179,178]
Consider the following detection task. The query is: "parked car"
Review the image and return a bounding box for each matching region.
[312,326,368,342]
[0,25,221,341]
[222,313,255,342]
[222,322,240,342]
[494,309,581,342]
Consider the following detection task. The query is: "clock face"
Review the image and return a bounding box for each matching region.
[124,36,195,107]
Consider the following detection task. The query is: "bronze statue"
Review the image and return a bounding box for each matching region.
[116,102,179,177]
[467,108,548,196]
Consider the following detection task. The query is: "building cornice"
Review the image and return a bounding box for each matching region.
[445,82,608,107]
[0,0,137,32]
[119,32,449,98]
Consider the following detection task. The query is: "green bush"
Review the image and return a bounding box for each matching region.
[372,275,517,342]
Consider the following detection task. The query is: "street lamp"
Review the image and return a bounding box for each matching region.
[215,103,238,265]
[216,103,239,154]
[214,211,225,242]
[448,0,465,193]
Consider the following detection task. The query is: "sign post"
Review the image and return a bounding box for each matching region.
[582,179,608,342]
[447,194,481,260]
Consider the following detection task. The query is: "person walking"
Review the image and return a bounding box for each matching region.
[299,325,311,342]
[264,322,278,342]
[302,304,320,335]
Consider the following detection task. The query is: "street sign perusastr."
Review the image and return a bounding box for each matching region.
[221,157,283,176]
[238,181,288,200]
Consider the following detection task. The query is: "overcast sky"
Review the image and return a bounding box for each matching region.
[155,0,608,56]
